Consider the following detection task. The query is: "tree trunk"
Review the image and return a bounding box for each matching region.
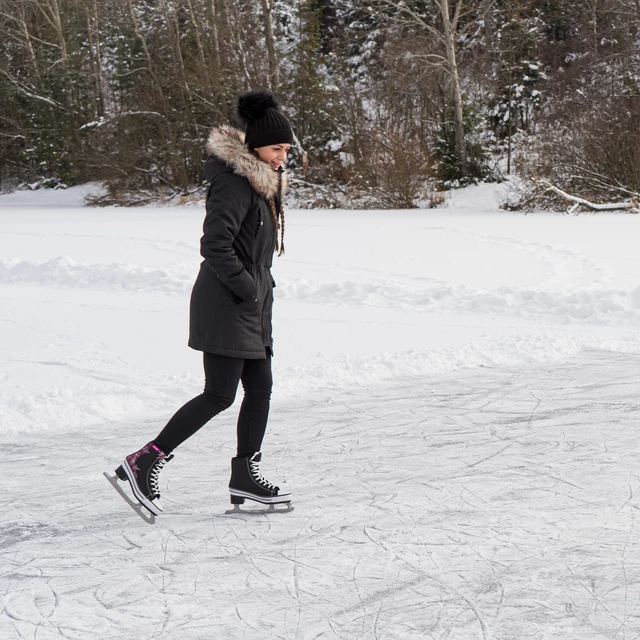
[483,0,494,55]
[219,0,248,88]
[226,3,252,87]
[16,5,39,79]
[127,0,169,118]
[590,0,599,55]
[209,0,222,85]
[46,0,68,63]
[506,0,514,174]
[160,0,189,91]
[86,1,105,117]
[185,0,208,79]
[260,0,279,88]
[438,0,467,175]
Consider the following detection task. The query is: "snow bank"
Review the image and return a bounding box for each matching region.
[0,183,103,207]
[3,256,639,326]
[0,256,192,295]
[3,330,636,435]
[275,332,631,395]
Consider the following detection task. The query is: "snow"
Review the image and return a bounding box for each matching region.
[2,182,640,638]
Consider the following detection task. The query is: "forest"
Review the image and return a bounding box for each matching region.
[1,0,639,210]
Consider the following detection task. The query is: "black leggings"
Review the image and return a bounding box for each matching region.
[153,350,272,457]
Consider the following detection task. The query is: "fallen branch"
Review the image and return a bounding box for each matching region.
[536,179,639,213]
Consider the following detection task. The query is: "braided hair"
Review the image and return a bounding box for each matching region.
[268,171,285,256]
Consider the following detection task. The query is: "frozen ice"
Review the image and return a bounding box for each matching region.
[1,183,640,638]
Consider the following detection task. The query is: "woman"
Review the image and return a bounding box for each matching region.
[108,91,293,516]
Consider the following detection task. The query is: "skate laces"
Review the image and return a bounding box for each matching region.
[249,457,277,491]
[149,454,173,499]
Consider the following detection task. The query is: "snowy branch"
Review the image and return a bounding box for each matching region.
[536,180,639,213]
[563,171,640,199]
[78,111,166,131]
[0,133,25,140]
[406,52,449,65]
[374,0,446,45]
[0,68,63,109]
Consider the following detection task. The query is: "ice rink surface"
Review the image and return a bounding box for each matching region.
[3,352,640,639]
[1,183,640,638]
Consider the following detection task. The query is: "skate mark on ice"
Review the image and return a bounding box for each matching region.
[524,465,587,491]
[29,578,60,640]
[362,525,491,640]
[288,516,316,639]
[466,443,514,469]
[563,557,637,637]
[146,535,175,637]
[0,523,61,551]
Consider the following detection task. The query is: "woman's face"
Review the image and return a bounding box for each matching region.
[254,143,291,170]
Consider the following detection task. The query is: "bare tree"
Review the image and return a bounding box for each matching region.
[86,0,105,117]
[374,0,468,175]
[127,0,167,109]
[39,0,68,63]
[437,0,467,174]
[209,0,222,82]
[185,0,208,80]
[483,0,495,54]
[260,0,279,88]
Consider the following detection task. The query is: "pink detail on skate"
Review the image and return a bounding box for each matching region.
[126,442,164,476]
[139,442,153,455]
[126,454,140,473]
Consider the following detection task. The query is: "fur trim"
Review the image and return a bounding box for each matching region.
[205,125,288,200]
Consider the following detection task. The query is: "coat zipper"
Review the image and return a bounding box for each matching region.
[255,208,263,238]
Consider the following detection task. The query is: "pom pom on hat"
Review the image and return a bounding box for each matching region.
[235,90,293,149]
[236,91,280,126]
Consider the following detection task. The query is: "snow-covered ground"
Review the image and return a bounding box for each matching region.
[1,183,640,639]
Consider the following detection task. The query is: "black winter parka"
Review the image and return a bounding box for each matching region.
[188,126,286,359]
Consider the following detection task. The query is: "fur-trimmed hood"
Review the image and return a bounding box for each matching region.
[205,125,287,200]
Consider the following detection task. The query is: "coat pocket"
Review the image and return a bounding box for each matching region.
[220,281,241,304]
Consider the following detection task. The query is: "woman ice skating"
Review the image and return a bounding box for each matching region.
[106,91,293,516]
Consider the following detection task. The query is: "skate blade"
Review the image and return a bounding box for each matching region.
[224,502,294,515]
[104,472,156,524]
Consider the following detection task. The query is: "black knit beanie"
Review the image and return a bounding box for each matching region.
[236,91,293,149]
